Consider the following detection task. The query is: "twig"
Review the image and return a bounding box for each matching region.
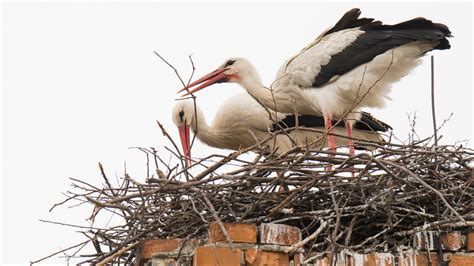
[96,242,139,266]
[30,240,90,265]
[200,192,235,250]
[153,51,187,88]
[285,219,328,253]
[431,56,438,146]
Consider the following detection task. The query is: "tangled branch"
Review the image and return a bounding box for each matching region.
[34,137,473,264]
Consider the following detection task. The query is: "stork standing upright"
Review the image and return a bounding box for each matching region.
[172,93,391,166]
[178,8,451,154]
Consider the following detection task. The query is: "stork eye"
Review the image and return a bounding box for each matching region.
[179,110,185,122]
[224,60,236,67]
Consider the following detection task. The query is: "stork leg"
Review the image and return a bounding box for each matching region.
[325,116,337,151]
[345,120,356,177]
[325,116,336,171]
[345,120,355,155]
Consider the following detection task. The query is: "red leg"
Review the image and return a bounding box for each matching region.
[325,116,336,152]
[325,116,335,172]
[345,120,356,177]
[345,120,355,156]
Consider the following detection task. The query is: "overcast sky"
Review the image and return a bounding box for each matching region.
[1,1,472,264]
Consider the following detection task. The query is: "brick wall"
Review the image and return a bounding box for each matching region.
[135,223,474,266]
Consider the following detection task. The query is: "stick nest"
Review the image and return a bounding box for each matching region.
[43,139,473,264]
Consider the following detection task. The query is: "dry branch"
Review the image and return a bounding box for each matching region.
[34,138,473,264]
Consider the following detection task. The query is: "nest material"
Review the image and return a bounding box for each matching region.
[40,140,473,265]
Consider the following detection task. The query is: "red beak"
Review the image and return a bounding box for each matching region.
[178,123,192,167]
[178,68,228,96]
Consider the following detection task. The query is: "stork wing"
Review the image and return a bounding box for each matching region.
[356,112,391,132]
[276,8,451,89]
[322,8,375,37]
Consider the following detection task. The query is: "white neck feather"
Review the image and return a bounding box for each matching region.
[239,71,279,112]
[189,107,225,149]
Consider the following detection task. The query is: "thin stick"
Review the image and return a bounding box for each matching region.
[153,51,187,88]
[431,55,443,265]
[98,163,116,196]
[30,240,90,265]
[201,192,235,250]
[96,242,139,266]
[285,219,327,253]
[431,55,438,146]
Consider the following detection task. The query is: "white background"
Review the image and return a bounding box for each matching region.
[2,1,472,264]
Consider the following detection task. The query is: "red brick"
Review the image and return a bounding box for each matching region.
[440,232,465,251]
[208,222,257,244]
[292,253,303,265]
[137,238,194,259]
[365,253,394,266]
[194,246,242,266]
[245,249,259,265]
[135,238,195,266]
[244,249,289,266]
[448,254,474,266]
[259,223,301,245]
[466,231,474,252]
[399,252,439,266]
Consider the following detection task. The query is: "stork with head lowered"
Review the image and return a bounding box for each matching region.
[172,93,391,167]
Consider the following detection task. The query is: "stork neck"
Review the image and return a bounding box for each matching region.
[242,81,280,112]
[189,107,208,135]
[189,108,222,149]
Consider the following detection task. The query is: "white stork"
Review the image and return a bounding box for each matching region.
[178,8,451,154]
[172,93,391,166]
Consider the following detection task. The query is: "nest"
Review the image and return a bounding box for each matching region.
[35,133,474,265]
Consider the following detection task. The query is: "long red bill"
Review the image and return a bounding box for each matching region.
[178,123,192,167]
[178,68,228,96]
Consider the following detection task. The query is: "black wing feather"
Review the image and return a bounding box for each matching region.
[271,112,391,133]
[355,112,392,132]
[323,8,375,37]
[271,115,326,132]
[313,10,451,87]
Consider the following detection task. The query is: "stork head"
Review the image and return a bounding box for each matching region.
[171,100,196,167]
[178,57,259,96]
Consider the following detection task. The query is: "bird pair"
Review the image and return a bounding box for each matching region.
[171,8,451,168]
[172,93,391,167]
